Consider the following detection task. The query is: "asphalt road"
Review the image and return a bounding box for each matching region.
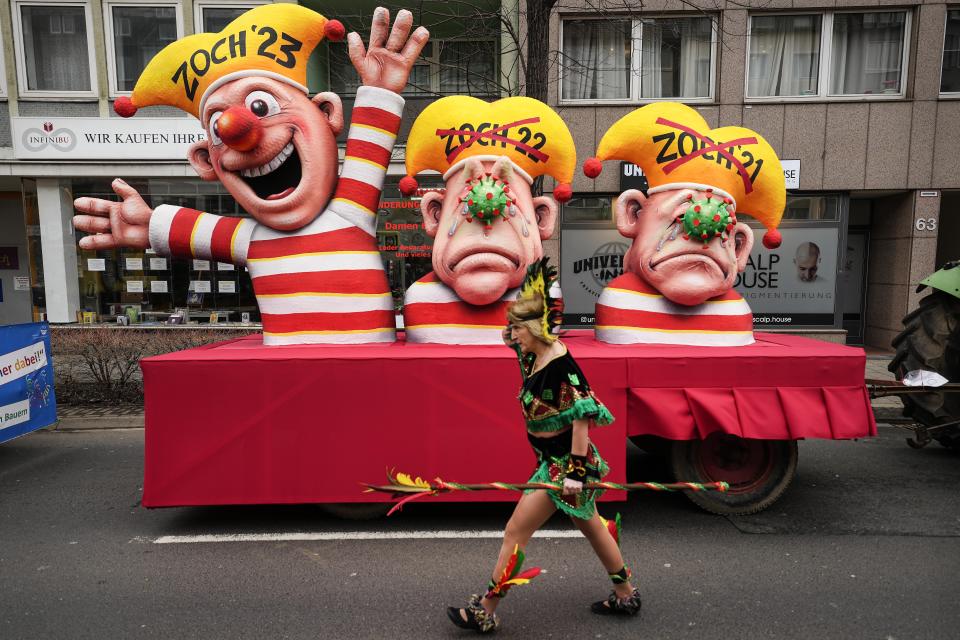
[1,427,958,640]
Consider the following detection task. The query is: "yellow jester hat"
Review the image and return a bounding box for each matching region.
[112,4,345,119]
[583,103,786,248]
[399,96,577,203]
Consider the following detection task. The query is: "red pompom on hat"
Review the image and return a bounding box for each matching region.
[324,19,346,42]
[583,157,603,179]
[399,175,419,197]
[114,96,137,118]
[553,183,573,203]
[762,229,782,249]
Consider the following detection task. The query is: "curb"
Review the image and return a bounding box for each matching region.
[54,415,145,430]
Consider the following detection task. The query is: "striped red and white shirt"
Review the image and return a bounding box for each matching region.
[403,272,562,344]
[595,272,754,346]
[148,86,401,345]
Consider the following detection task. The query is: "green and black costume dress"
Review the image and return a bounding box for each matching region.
[514,344,615,520]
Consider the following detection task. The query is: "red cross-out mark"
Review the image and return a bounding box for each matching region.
[436,117,549,164]
[655,117,757,194]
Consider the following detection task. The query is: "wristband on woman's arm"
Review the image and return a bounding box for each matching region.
[566,454,588,481]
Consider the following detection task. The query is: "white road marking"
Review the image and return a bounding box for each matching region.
[150,530,583,544]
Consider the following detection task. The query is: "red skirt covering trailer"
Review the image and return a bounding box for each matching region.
[140,331,875,509]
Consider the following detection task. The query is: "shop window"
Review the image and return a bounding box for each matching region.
[104,2,182,95]
[73,179,259,325]
[376,176,444,311]
[781,194,840,221]
[746,11,909,100]
[194,1,265,33]
[560,16,715,103]
[942,10,960,95]
[12,1,97,97]
[562,196,614,223]
[21,180,46,322]
[330,39,497,97]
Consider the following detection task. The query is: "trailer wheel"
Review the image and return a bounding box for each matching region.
[670,434,798,516]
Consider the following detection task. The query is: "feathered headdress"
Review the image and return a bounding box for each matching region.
[512,258,563,342]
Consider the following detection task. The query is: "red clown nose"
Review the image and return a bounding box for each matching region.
[216,106,263,151]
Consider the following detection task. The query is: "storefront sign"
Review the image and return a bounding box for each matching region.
[559,228,629,325]
[782,160,800,189]
[12,117,206,160]
[734,226,838,326]
[0,323,56,444]
[619,162,648,192]
[0,247,19,269]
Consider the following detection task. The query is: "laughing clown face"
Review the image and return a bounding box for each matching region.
[113,4,347,231]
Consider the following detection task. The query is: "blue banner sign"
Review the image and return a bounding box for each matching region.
[0,322,56,443]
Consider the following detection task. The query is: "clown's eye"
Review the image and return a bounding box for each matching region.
[245,91,280,118]
[208,111,223,146]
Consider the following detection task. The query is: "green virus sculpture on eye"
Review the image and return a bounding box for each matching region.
[460,174,515,232]
[679,191,737,245]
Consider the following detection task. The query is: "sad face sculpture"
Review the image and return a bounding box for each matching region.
[398,97,575,344]
[583,103,786,346]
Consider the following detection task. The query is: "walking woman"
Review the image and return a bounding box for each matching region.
[447,259,642,634]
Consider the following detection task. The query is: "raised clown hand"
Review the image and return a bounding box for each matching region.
[73,179,152,250]
[347,7,429,94]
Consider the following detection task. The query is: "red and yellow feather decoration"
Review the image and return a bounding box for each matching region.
[486,545,541,598]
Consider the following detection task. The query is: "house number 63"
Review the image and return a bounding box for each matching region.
[915,218,937,231]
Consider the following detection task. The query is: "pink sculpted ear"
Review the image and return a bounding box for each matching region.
[312,92,344,136]
[614,189,647,238]
[419,191,444,238]
[188,140,217,181]
[532,196,558,240]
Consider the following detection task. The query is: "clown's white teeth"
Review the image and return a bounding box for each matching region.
[240,142,294,178]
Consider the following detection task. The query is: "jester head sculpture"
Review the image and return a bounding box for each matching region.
[584,103,786,346]
[73,5,428,345]
[397,97,574,344]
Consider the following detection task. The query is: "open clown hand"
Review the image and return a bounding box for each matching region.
[73,179,152,250]
[347,7,429,94]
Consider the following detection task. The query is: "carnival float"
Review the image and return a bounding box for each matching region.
[72,4,877,517]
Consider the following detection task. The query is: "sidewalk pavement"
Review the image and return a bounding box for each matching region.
[50,354,904,431]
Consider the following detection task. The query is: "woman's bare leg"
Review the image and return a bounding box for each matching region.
[571,510,636,599]
[458,490,556,619]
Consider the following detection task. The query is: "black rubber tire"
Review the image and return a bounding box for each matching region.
[318,503,392,520]
[889,291,960,449]
[670,435,798,516]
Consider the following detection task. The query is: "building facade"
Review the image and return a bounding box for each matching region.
[0,0,957,349]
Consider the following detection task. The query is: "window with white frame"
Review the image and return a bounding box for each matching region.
[13,1,96,95]
[105,2,182,95]
[560,16,715,102]
[330,40,498,97]
[194,1,265,33]
[747,11,909,99]
[942,10,960,94]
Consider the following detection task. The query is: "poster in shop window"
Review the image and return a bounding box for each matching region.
[733,226,839,326]
[559,228,628,325]
[0,322,56,444]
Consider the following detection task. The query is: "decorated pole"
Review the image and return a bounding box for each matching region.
[364,471,729,515]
